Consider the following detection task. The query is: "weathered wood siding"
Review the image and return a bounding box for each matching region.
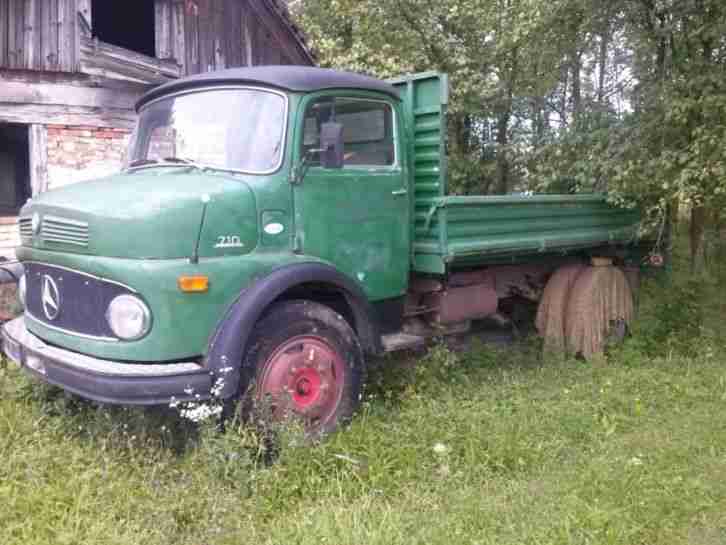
[155,0,313,76]
[79,35,182,85]
[0,0,78,72]
[0,0,311,76]
[0,71,141,129]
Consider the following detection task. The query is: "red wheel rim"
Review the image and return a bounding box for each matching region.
[257,335,345,430]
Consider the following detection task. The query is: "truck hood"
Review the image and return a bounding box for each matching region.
[20,168,258,259]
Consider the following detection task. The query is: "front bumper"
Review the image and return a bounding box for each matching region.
[1,316,213,405]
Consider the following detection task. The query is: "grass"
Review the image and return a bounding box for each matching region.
[3,247,726,544]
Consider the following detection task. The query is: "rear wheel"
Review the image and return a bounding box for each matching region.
[536,264,587,353]
[241,300,364,437]
[564,265,634,359]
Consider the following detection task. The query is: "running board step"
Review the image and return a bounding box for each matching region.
[381,333,426,353]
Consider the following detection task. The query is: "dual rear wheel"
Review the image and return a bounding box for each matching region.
[536,262,635,359]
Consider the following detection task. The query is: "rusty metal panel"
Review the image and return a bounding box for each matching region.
[424,283,498,325]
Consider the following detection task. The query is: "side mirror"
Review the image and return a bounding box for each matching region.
[319,122,344,169]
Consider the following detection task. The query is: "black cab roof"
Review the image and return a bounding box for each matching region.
[136,66,400,111]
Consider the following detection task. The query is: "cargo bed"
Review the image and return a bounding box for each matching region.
[412,194,639,274]
[392,73,641,275]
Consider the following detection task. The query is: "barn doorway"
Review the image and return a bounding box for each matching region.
[91,0,156,58]
[0,123,31,258]
[0,124,31,217]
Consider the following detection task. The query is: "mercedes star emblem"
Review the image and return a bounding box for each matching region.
[41,275,61,321]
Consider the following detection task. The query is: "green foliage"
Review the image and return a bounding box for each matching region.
[295,0,726,267]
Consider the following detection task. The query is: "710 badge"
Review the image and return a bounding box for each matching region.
[215,235,244,249]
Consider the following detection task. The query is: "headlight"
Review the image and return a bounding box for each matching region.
[106,295,151,340]
[18,274,26,308]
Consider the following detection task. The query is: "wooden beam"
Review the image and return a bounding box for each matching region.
[28,124,48,196]
[0,103,137,129]
[0,80,141,110]
[80,36,181,84]
[0,67,151,88]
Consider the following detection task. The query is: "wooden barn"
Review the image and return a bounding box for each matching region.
[0,0,314,257]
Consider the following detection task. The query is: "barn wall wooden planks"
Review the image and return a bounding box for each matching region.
[155,0,172,60]
[1,0,312,75]
[180,0,313,75]
[0,0,77,72]
[0,1,7,68]
[171,1,186,67]
[41,0,59,71]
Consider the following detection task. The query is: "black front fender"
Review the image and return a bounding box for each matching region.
[204,262,382,399]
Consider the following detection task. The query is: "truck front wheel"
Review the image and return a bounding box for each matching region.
[241,300,364,437]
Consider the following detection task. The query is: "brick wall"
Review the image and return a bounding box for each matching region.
[0,124,132,259]
[46,125,131,190]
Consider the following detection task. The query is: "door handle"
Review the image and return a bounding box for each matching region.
[392,188,408,196]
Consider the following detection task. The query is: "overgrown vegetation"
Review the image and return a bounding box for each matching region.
[2,242,726,544]
[294,0,726,273]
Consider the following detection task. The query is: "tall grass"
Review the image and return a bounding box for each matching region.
[2,245,726,544]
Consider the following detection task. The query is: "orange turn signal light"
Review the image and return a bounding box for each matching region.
[178,275,209,293]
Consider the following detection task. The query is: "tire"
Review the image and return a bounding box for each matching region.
[240,300,364,437]
[535,264,587,353]
[564,266,634,359]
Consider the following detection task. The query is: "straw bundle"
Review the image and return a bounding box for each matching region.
[535,264,586,354]
[564,266,634,359]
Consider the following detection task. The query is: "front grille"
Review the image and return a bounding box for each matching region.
[25,263,134,341]
[18,217,32,239]
[41,216,89,247]
[18,215,90,247]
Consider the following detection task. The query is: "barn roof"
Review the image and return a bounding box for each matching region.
[136,65,400,110]
[263,0,316,65]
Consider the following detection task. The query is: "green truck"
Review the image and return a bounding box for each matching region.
[2,67,643,435]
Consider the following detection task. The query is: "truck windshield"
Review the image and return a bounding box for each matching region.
[129,88,287,174]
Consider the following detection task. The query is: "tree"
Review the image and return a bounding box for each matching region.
[294,0,726,272]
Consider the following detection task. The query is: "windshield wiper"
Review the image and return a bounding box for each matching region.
[162,157,197,165]
[162,157,211,172]
[128,157,206,171]
[127,158,160,168]
[129,156,218,173]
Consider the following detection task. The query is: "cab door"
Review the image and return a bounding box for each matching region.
[293,94,409,301]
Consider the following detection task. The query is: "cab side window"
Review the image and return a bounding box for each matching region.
[302,97,395,167]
